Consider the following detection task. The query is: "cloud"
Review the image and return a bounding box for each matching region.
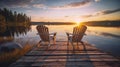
[0,0,100,9]
[66,0,91,7]
[81,8,120,18]
[65,16,69,17]
[81,15,93,18]
[33,4,45,8]
[0,0,33,8]
[51,0,92,9]
[0,0,46,8]
[96,8,120,15]
[94,0,101,2]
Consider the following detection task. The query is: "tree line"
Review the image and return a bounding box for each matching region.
[81,20,120,27]
[0,8,31,26]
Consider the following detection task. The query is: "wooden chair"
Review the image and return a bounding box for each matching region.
[36,25,57,46]
[66,25,87,45]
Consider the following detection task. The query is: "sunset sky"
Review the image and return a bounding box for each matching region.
[0,0,120,22]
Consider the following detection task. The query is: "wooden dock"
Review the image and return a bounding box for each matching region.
[10,42,120,67]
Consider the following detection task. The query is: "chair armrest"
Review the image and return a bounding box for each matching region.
[72,33,86,36]
[49,32,57,36]
[84,33,87,35]
[36,33,39,35]
[66,32,73,37]
[66,32,72,35]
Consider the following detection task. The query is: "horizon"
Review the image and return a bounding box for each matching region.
[31,20,120,23]
[0,0,120,23]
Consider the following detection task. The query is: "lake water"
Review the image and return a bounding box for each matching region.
[1,25,120,56]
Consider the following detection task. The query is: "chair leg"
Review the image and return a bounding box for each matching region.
[77,42,79,49]
[39,40,42,43]
[48,41,51,47]
[54,41,55,44]
[81,41,86,51]
[71,42,75,53]
[67,40,70,45]
[77,42,78,45]
[37,40,42,47]
[53,40,55,45]
[67,37,69,45]
[53,37,56,45]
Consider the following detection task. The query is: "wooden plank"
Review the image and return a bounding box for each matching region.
[9,42,120,67]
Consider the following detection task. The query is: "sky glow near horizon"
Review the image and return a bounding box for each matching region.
[0,0,120,22]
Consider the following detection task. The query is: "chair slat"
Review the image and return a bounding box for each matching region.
[36,25,49,42]
[72,25,87,42]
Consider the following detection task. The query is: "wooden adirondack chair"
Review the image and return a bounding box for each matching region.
[66,25,87,45]
[36,25,57,46]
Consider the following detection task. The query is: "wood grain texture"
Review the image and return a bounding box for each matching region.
[9,42,120,67]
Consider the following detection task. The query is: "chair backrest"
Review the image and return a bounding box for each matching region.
[36,25,49,42]
[72,25,87,42]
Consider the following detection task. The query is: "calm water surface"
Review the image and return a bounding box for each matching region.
[1,25,120,56]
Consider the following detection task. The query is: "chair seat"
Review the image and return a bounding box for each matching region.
[36,25,57,46]
[66,25,87,45]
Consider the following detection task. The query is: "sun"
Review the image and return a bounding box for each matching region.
[76,21,80,24]
[75,19,81,25]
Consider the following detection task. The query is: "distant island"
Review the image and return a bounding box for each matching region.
[81,20,120,27]
[31,22,75,25]
[31,20,120,27]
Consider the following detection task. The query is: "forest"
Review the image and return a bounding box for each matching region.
[0,8,31,26]
[0,8,31,38]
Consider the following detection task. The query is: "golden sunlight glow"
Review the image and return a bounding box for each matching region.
[74,19,81,25]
